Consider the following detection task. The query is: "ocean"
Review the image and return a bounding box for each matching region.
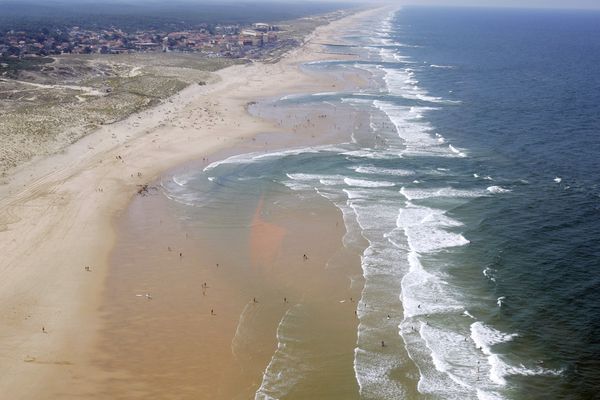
[160,6,600,399]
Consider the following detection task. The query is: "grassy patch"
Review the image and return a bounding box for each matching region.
[0,56,54,78]
[0,53,240,173]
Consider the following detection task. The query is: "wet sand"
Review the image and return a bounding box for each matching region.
[98,173,364,399]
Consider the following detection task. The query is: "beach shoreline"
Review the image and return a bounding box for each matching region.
[0,6,390,398]
[99,172,365,398]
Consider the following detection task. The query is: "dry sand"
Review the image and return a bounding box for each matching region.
[0,6,389,399]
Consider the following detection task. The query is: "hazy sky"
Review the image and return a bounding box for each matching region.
[247,0,600,10]
[3,0,600,10]
[395,0,600,9]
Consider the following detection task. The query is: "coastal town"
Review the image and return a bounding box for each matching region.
[0,22,285,59]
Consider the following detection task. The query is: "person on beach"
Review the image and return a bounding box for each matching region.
[381,340,385,347]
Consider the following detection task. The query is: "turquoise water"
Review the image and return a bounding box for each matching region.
[160,7,600,399]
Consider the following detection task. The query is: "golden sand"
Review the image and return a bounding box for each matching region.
[95,179,363,399]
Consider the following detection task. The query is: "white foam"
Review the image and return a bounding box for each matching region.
[343,188,372,200]
[407,225,469,252]
[434,133,447,145]
[448,144,467,157]
[470,322,518,356]
[483,267,497,283]
[279,93,302,101]
[354,345,408,399]
[379,47,409,63]
[486,186,511,194]
[496,296,505,307]
[430,64,455,69]
[341,96,375,105]
[554,176,562,183]
[327,191,363,248]
[322,178,346,186]
[351,165,414,176]
[349,198,400,234]
[379,66,458,104]
[344,177,396,187]
[203,152,260,171]
[311,91,338,96]
[400,186,483,200]
[420,322,476,388]
[342,149,401,160]
[231,302,259,360]
[204,146,341,172]
[286,173,345,185]
[400,251,465,318]
[255,305,311,400]
[470,321,521,385]
[281,180,316,192]
[286,173,322,181]
[172,175,189,187]
[252,147,321,161]
[477,389,505,400]
[202,145,356,172]
[488,354,562,386]
[372,100,463,158]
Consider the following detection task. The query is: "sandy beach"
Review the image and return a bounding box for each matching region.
[0,6,388,399]
[98,178,364,399]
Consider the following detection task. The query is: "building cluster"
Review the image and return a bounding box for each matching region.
[0,22,280,58]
